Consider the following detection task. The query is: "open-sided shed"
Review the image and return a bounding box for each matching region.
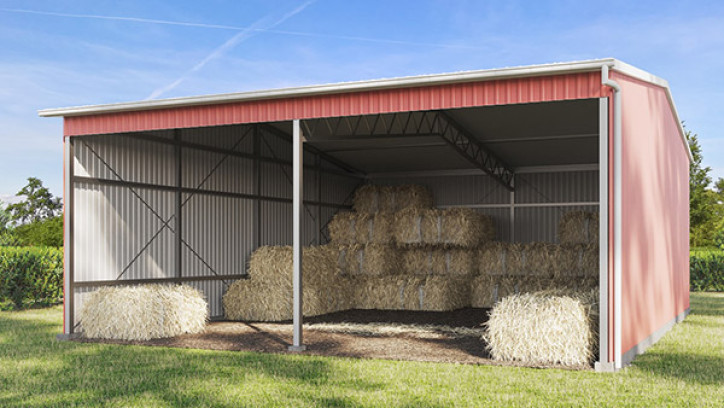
[40,58,690,371]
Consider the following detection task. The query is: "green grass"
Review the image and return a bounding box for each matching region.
[1,294,723,407]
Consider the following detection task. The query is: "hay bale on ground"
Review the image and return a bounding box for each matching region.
[351,276,423,310]
[328,212,394,245]
[401,247,475,276]
[224,245,350,321]
[80,284,208,341]
[337,244,400,276]
[394,208,495,247]
[353,184,433,214]
[401,276,470,311]
[559,211,599,245]
[483,289,599,367]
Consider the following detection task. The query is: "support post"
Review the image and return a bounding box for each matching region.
[289,119,306,352]
[595,97,613,372]
[509,176,515,242]
[175,130,183,279]
[63,137,74,335]
[253,125,261,249]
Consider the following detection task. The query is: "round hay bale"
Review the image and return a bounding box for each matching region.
[353,184,433,214]
[483,289,599,366]
[79,284,208,341]
[559,211,599,245]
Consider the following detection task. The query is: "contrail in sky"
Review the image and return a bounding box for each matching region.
[0,7,485,51]
[146,1,316,99]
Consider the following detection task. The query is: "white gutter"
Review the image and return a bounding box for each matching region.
[602,64,623,370]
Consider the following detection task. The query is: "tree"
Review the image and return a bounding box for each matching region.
[0,202,10,232]
[7,178,62,224]
[686,129,719,247]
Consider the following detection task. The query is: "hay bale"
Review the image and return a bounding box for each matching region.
[401,247,475,276]
[394,208,494,247]
[79,284,208,341]
[483,289,599,366]
[559,211,599,245]
[328,212,394,245]
[353,184,433,214]
[470,275,497,308]
[405,276,470,311]
[351,276,423,310]
[224,245,350,321]
[552,244,599,277]
[337,244,400,276]
[477,242,506,276]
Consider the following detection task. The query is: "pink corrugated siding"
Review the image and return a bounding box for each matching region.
[615,71,690,356]
[64,72,604,136]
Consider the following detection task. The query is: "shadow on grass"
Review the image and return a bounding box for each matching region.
[0,312,395,407]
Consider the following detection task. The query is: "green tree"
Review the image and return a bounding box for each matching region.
[687,130,719,246]
[0,202,20,246]
[7,178,62,224]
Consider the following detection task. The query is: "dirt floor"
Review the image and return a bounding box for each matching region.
[75,308,589,369]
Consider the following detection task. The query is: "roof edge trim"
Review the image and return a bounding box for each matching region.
[36,58,647,118]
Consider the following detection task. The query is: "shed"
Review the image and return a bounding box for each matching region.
[40,58,690,371]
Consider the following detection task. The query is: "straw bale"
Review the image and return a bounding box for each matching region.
[224,245,351,321]
[405,276,470,311]
[394,208,494,247]
[351,276,422,310]
[337,244,400,276]
[328,212,394,245]
[559,211,599,245]
[401,247,475,276]
[521,243,557,277]
[581,244,599,278]
[353,184,433,214]
[483,289,599,366]
[80,284,208,341]
[477,242,506,276]
[470,275,497,308]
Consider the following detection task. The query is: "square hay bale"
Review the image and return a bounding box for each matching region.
[337,244,400,276]
[224,245,351,321]
[559,211,599,245]
[479,242,555,277]
[404,276,470,311]
[353,184,433,214]
[553,244,600,278]
[401,247,475,276]
[328,212,394,245]
[350,276,423,310]
[483,289,599,367]
[79,284,208,341]
[470,275,497,308]
[394,208,494,247]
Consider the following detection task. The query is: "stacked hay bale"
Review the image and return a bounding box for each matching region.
[471,210,600,308]
[80,284,208,340]
[223,246,351,321]
[483,289,599,366]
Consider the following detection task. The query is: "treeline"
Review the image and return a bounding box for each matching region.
[0,177,62,247]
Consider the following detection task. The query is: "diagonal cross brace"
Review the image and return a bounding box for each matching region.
[435,112,515,191]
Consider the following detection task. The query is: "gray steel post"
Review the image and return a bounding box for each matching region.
[289,119,306,352]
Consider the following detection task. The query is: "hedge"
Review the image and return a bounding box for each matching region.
[690,250,724,292]
[0,247,63,310]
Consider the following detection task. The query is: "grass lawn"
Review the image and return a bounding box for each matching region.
[0,293,722,407]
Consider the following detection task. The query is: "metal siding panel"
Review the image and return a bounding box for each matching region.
[615,72,690,356]
[65,72,604,136]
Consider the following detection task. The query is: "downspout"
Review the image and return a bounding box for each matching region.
[602,64,622,369]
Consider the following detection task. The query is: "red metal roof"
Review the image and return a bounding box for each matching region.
[63,72,607,136]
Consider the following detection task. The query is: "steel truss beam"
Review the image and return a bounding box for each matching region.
[302,111,515,190]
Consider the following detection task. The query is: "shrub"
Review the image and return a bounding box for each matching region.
[690,249,724,292]
[0,247,63,309]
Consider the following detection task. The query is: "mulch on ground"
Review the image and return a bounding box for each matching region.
[75,307,590,369]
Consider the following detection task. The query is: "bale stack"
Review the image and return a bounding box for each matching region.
[79,284,208,341]
[223,246,352,321]
[559,211,599,245]
[351,276,470,312]
[401,247,475,277]
[337,244,400,276]
[353,184,433,214]
[328,212,394,245]
[394,208,495,247]
[483,289,599,367]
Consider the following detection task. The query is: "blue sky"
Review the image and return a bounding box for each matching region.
[1,0,723,204]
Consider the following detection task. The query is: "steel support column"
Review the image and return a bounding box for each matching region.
[63,137,74,334]
[289,119,306,352]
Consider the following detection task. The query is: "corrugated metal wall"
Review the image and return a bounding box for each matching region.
[69,124,361,324]
[373,169,599,243]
